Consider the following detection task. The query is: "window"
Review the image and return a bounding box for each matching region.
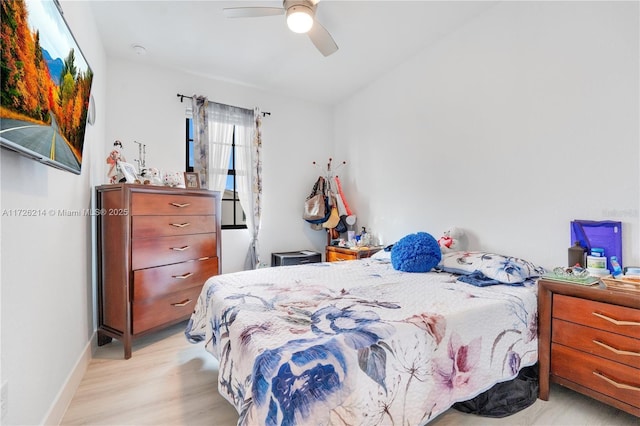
[186,118,246,229]
[186,119,194,172]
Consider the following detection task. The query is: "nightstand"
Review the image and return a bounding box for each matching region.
[325,245,382,262]
[538,278,640,417]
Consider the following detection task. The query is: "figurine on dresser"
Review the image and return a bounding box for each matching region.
[106,140,126,184]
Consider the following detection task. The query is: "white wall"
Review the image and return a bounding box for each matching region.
[334,1,639,269]
[0,1,107,424]
[1,2,638,424]
[105,58,334,272]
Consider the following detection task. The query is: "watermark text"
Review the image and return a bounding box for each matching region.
[2,208,129,217]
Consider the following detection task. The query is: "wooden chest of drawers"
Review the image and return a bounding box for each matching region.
[96,184,221,358]
[538,279,640,416]
[325,246,382,262]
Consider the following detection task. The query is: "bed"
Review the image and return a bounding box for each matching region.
[185,251,542,425]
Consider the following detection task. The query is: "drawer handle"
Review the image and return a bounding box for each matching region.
[171,299,192,307]
[592,312,640,327]
[592,340,640,357]
[170,222,191,228]
[170,245,190,251]
[170,202,191,208]
[172,272,193,279]
[593,371,640,391]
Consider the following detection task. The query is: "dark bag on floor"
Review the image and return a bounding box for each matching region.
[452,363,539,418]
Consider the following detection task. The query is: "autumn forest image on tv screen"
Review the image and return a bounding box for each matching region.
[1,0,93,174]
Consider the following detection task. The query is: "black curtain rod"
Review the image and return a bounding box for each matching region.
[176,93,271,117]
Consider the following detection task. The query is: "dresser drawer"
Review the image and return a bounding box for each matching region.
[553,294,640,339]
[132,286,202,334]
[326,250,355,262]
[133,257,218,301]
[132,233,217,270]
[552,319,640,369]
[132,215,216,238]
[131,192,215,216]
[551,343,640,408]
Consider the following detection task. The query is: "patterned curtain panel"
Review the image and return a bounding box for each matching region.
[191,95,209,188]
[236,109,262,270]
[191,96,237,192]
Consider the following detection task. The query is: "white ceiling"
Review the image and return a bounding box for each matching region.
[90,1,497,105]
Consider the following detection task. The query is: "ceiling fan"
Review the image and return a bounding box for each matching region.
[223,0,339,57]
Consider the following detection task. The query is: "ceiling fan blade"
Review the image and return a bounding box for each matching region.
[223,7,284,19]
[307,21,338,57]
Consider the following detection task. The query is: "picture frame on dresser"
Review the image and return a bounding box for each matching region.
[184,172,200,188]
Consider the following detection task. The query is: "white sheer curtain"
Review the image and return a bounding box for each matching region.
[191,96,249,192]
[191,95,261,270]
[236,110,262,269]
[191,96,233,191]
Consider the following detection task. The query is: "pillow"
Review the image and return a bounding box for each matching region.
[391,232,441,273]
[439,251,545,284]
[371,249,391,261]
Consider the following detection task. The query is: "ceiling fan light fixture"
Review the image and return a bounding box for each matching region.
[286,5,314,33]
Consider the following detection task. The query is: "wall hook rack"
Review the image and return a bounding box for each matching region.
[313,157,346,178]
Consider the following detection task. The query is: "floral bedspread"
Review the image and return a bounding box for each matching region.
[185,258,538,426]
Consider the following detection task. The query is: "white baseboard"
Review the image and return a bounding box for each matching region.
[41,332,96,425]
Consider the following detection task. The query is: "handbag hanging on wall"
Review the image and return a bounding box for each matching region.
[303,176,331,224]
[331,180,349,233]
[334,176,353,216]
[322,194,341,229]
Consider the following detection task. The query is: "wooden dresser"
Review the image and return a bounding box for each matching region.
[538,279,640,416]
[96,184,221,358]
[325,245,382,262]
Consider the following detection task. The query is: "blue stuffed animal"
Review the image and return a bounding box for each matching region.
[391,232,442,272]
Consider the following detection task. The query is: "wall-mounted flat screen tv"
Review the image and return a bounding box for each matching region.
[1,0,93,175]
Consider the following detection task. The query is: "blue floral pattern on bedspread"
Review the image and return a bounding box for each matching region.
[185,259,538,426]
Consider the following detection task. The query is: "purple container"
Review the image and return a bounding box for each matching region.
[570,220,622,271]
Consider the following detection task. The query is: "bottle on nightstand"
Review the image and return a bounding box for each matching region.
[568,241,586,267]
[610,256,622,277]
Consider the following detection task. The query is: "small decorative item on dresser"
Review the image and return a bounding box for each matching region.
[184,172,200,188]
[106,140,126,183]
[117,161,138,183]
[163,171,186,188]
[600,275,640,293]
[141,167,162,185]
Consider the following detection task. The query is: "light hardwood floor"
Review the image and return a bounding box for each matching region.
[61,322,639,426]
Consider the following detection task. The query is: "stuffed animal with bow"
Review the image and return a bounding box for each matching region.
[438,227,465,253]
[141,167,162,185]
